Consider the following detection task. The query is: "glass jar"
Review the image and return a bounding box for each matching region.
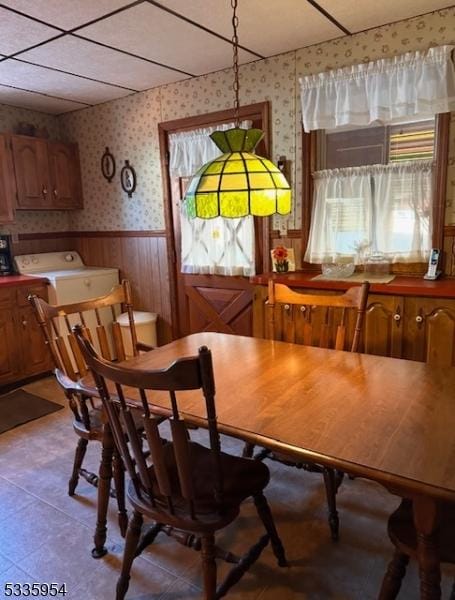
[364,252,390,274]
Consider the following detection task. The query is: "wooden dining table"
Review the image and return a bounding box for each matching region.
[79,331,455,599]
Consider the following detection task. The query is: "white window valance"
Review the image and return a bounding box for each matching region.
[305,160,433,264]
[169,120,251,177]
[299,45,455,132]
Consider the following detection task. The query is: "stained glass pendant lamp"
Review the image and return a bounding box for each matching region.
[183,0,292,219]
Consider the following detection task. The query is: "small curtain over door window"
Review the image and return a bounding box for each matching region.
[169,121,255,276]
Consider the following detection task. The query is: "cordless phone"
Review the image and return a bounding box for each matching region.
[423,248,441,280]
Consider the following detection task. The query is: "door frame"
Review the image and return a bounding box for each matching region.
[158,101,271,339]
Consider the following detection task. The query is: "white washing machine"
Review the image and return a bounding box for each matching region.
[16,251,119,360]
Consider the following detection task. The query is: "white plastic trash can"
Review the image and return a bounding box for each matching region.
[117,311,157,357]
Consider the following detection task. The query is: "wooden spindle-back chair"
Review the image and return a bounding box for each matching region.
[245,280,370,541]
[267,280,370,351]
[74,326,287,600]
[29,280,153,509]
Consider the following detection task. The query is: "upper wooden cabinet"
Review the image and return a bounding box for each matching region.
[0,134,16,223]
[11,134,83,210]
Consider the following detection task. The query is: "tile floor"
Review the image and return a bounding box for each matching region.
[0,377,454,600]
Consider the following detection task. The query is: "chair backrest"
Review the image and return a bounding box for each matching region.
[74,325,223,520]
[29,279,138,382]
[267,280,370,352]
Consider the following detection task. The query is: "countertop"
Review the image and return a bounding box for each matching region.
[0,274,48,287]
[250,271,455,299]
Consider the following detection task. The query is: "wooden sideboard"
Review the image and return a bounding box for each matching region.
[0,277,53,387]
[252,273,455,367]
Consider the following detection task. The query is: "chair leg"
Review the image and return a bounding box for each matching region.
[112,449,128,538]
[116,510,143,600]
[201,534,217,600]
[253,493,287,567]
[242,443,255,458]
[68,437,88,496]
[322,467,340,541]
[378,550,409,600]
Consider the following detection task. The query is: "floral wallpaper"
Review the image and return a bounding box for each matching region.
[62,88,164,230]
[2,7,454,235]
[0,102,70,234]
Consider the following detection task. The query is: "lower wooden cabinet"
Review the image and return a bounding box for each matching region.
[253,285,455,367]
[0,283,53,387]
[363,294,403,359]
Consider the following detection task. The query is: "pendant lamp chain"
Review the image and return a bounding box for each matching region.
[231,0,240,127]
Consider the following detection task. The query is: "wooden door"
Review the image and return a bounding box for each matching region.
[403,297,455,366]
[48,141,83,209]
[171,176,253,336]
[0,135,15,223]
[363,294,404,358]
[161,103,270,338]
[11,135,50,209]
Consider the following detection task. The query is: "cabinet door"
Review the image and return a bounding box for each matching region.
[18,305,53,377]
[363,294,404,358]
[403,297,455,366]
[0,135,15,223]
[0,307,21,384]
[11,135,50,209]
[48,141,83,209]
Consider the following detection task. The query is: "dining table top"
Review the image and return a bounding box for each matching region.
[88,331,455,505]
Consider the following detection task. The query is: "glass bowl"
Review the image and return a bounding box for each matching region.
[321,262,355,278]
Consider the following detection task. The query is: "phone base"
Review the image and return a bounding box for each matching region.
[423,270,442,281]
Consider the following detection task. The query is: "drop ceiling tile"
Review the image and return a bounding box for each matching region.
[20,36,184,91]
[0,59,133,105]
[0,0,134,31]
[0,7,59,55]
[0,85,87,114]
[77,2,257,76]
[162,0,343,57]
[316,0,455,33]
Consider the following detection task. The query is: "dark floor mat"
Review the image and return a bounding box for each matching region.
[0,389,63,434]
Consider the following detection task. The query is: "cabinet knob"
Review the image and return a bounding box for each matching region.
[300,306,306,312]
[42,186,48,195]
[53,189,58,197]
[393,313,401,321]
[284,304,290,311]
[416,315,424,323]
[22,320,27,327]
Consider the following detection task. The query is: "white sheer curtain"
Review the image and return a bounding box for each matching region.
[305,161,433,264]
[169,120,256,276]
[299,45,455,131]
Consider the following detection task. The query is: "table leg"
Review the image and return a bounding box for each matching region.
[92,422,114,558]
[413,496,442,600]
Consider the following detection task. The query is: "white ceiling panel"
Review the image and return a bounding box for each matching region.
[1,0,134,31]
[316,0,455,33]
[77,2,258,76]
[20,36,185,91]
[0,84,87,114]
[0,7,59,55]
[162,0,343,57]
[0,60,132,105]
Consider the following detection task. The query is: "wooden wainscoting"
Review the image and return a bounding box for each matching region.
[16,231,173,345]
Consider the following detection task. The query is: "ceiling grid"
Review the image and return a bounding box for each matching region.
[0,0,452,114]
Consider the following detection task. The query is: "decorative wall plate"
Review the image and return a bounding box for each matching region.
[101,147,116,182]
[120,160,137,198]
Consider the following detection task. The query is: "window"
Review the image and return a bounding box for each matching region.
[303,116,449,269]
